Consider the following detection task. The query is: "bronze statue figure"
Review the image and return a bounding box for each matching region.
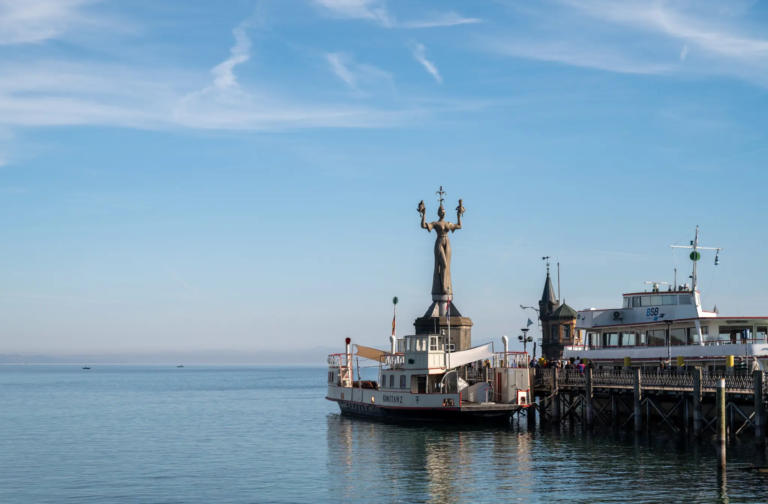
[418,187,464,297]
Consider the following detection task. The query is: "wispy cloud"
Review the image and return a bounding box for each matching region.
[326,53,357,88]
[312,0,479,28]
[486,0,768,86]
[411,43,442,83]
[325,52,393,92]
[165,265,201,296]
[0,19,421,131]
[211,25,251,91]
[0,0,119,45]
[398,11,481,29]
[313,0,390,25]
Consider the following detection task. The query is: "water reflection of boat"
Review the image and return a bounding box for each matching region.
[326,335,531,424]
[565,227,768,371]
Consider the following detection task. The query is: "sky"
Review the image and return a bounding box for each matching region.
[3,0,768,357]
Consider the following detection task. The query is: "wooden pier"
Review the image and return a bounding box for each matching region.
[526,368,766,449]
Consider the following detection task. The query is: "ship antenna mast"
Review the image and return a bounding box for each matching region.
[670,225,722,306]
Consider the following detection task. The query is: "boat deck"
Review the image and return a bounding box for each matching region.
[460,402,523,412]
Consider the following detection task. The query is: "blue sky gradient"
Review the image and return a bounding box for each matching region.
[2,0,768,355]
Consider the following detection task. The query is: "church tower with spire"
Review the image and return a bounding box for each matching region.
[538,258,559,359]
[538,258,578,360]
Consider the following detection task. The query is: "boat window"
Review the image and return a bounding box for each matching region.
[679,295,692,305]
[400,375,406,388]
[621,332,636,346]
[588,332,599,347]
[390,375,394,388]
[605,332,619,346]
[429,337,438,351]
[662,295,677,305]
[650,295,663,306]
[670,328,686,346]
[758,327,768,343]
[647,329,666,346]
[623,298,630,308]
[633,296,641,307]
[637,332,646,346]
[641,297,653,307]
[382,374,386,387]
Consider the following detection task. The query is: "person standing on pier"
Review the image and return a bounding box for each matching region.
[752,356,761,373]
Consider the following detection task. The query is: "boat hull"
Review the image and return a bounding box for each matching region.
[333,399,515,424]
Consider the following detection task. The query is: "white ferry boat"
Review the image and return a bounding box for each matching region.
[326,336,531,423]
[564,227,768,371]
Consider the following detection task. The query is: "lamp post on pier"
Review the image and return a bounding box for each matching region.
[519,328,533,358]
[521,305,540,359]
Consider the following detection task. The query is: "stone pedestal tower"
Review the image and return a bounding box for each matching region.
[413,300,473,351]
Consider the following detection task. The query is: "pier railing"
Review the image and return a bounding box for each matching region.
[536,368,763,394]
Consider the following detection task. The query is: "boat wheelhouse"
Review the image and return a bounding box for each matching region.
[326,335,531,423]
[563,227,768,371]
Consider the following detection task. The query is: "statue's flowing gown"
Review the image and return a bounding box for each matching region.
[425,221,458,296]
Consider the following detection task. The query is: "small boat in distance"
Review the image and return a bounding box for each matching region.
[177,365,184,368]
[82,367,91,370]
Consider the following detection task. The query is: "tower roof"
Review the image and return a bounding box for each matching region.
[541,273,557,305]
[549,301,577,319]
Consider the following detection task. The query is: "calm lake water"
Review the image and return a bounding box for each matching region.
[2,365,768,503]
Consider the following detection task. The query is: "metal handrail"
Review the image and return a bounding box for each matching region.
[549,368,763,392]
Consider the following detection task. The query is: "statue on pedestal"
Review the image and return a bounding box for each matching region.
[417,186,464,297]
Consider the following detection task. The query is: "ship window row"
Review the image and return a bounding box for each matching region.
[586,326,768,347]
[623,295,691,308]
[404,336,452,352]
[404,336,447,352]
[380,373,408,389]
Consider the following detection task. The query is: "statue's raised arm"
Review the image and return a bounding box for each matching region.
[418,200,433,232]
[453,199,465,232]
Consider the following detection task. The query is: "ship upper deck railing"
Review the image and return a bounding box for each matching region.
[327,353,349,368]
[382,354,405,369]
[493,351,530,368]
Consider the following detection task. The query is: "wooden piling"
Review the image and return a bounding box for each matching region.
[633,367,642,432]
[755,370,765,446]
[585,367,594,429]
[716,378,726,470]
[693,367,702,437]
[527,368,536,429]
[552,368,560,422]
[611,393,618,427]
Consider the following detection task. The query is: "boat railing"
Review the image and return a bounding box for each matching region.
[383,354,405,369]
[493,352,529,368]
[327,353,349,368]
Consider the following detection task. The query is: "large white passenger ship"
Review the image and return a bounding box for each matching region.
[564,227,768,370]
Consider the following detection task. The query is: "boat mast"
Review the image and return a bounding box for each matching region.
[670,225,722,308]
